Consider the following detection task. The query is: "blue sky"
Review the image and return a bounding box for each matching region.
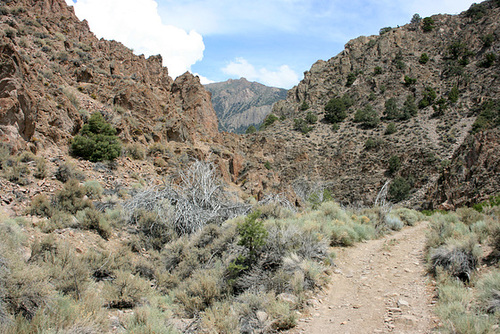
[66,0,477,88]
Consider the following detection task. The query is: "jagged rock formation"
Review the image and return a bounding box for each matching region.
[260,0,500,207]
[205,78,287,133]
[0,0,219,153]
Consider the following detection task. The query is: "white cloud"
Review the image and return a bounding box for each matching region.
[222,58,299,89]
[65,0,204,78]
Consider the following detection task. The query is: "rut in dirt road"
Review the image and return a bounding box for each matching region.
[290,222,437,334]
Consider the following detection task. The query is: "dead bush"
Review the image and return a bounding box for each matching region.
[430,240,480,282]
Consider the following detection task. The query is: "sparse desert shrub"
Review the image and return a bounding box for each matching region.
[148,142,169,156]
[346,72,357,87]
[374,66,382,75]
[385,214,404,231]
[103,270,150,309]
[83,180,103,200]
[124,143,146,160]
[390,208,423,226]
[55,162,85,183]
[33,157,48,179]
[175,267,224,316]
[54,179,93,214]
[133,208,174,251]
[70,112,121,162]
[477,271,500,314]
[29,194,53,217]
[201,301,239,334]
[77,208,111,239]
[455,207,484,226]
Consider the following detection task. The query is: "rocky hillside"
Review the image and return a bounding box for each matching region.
[255,0,500,208]
[205,78,287,133]
[0,0,219,153]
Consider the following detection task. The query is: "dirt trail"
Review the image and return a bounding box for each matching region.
[291,222,437,334]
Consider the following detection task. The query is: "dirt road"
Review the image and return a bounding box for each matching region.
[291,222,437,333]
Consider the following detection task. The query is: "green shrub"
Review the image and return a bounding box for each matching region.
[346,72,357,87]
[419,53,429,64]
[374,66,382,75]
[293,118,313,134]
[465,2,487,21]
[418,86,437,109]
[354,104,380,128]
[471,100,500,133]
[448,85,459,103]
[305,111,317,124]
[364,137,383,150]
[384,122,397,135]
[387,155,401,175]
[324,95,352,124]
[70,113,121,162]
[480,52,497,68]
[259,114,279,130]
[245,125,257,134]
[379,27,392,35]
[393,52,406,70]
[237,211,268,261]
[422,17,435,32]
[384,98,399,120]
[481,34,494,48]
[389,177,411,202]
[299,101,309,111]
[404,75,416,86]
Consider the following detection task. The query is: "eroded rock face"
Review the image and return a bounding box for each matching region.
[427,129,500,208]
[0,0,220,152]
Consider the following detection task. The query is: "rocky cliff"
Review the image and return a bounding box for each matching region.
[205,78,287,133]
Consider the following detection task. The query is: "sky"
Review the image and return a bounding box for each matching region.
[65,0,478,89]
